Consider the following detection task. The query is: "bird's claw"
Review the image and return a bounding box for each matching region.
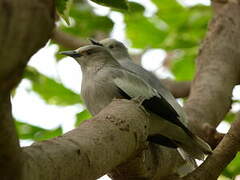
[132,96,149,114]
[132,96,145,105]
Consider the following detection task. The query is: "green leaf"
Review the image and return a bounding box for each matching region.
[224,112,236,123]
[218,176,231,180]
[233,99,240,103]
[171,49,196,81]
[152,0,186,26]
[222,152,240,178]
[124,2,211,50]
[56,0,73,25]
[56,0,68,14]
[90,0,128,10]
[24,66,82,106]
[125,14,168,48]
[60,4,113,38]
[75,109,92,126]
[155,4,211,50]
[128,2,145,13]
[16,120,62,141]
[53,1,113,60]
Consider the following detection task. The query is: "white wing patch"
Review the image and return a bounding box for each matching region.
[113,71,160,100]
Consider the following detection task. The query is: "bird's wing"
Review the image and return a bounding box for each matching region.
[113,70,158,100]
[113,70,193,136]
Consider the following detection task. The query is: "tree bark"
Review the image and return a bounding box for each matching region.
[172,113,240,180]
[0,0,55,179]
[52,29,89,49]
[184,1,240,147]
[21,100,184,180]
[161,79,190,98]
[0,94,22,180]
[0,0,55,93]
[0,0,240,179]
[183,114,240,180]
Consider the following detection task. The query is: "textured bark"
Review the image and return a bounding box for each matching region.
[0,0,240,179]
[184,1,240,145]
[0,0,55,93]
[0,94,22,180]
[0,0,54,179]
[21,100,184,180]
[52,29,89,49]
[183,114,240,180]
[161,79,190,98]
[109,144,183,180]
[171,113,240,180]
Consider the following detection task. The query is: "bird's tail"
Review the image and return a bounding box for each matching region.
[180,135,212,160]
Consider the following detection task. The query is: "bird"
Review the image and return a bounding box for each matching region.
[60,45,211,160]
[90,38,186,127]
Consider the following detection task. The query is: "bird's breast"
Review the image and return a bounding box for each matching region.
[81,76,122,116]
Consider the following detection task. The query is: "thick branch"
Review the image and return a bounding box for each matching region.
[22,100,185,180]
[184,2,240,144]
[0,0,55,179]
[52,29,89,49]
[0,0,55,93]
[170,113,240,180]
[161,79,190,98]
[0,94,22,180]
[183,114,240,180]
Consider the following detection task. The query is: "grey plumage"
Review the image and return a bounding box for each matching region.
[97,38,187,124]
[60,45,211,160]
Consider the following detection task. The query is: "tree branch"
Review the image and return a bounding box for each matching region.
[0,0,55,93]
[22,100,185,180]
[51,29,89,49]
[0,94,22,180]
[184,1,240,146]
[1,0,239,179]
[0,0,55,179]
[161,79,190,98]
[182,113,240,180]
[170,113,240,180]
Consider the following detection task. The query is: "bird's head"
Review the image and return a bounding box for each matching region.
[60,45,114,68]
[90,38,130,61]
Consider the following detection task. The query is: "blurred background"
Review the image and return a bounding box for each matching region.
[12,0,240,179]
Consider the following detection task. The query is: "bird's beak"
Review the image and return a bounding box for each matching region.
[89,39,103,46]
[59,50,82,58]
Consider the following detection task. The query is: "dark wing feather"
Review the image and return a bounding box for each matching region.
[147,134,179,148]
[143,95,194,137]
[117,87,180,148]
[113,69,193,137]
[117,87,131,99]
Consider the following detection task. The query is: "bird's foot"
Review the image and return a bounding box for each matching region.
[132,96,149,114]
[132,96,145,105]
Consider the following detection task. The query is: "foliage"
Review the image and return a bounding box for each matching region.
[16,120,62,141]
[171,48,197,81]
[223,153,240,178]
[56,0,128,25]
[224,112,236,123]
[24,66,82,106]
[60,4,114,38]
[75,109,92,126]
[56,0,73,25]
[16,1,240,178]
[90,0,128,10]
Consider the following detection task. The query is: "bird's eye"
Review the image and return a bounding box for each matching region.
[109,45,114,49]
